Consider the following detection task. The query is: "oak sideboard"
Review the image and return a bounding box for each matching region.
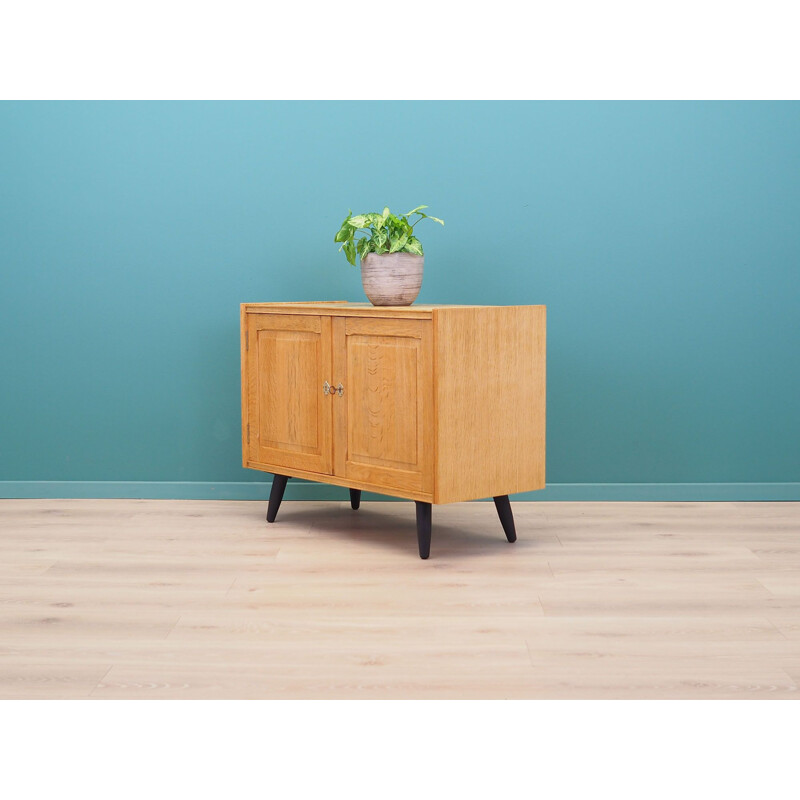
[241,302,546,558]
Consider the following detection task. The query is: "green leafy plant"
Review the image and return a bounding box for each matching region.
[334,206,444,266]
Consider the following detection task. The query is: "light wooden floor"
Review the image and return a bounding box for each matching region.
[1,499,798,699]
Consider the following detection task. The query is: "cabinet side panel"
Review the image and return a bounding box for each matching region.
[434,306,546,503]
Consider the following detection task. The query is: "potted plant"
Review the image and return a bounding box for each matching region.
[333,205,444,306]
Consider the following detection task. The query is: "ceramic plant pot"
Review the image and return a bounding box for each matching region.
[360,252,424,306]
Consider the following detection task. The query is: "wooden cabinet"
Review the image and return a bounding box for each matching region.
[241,302,546,558]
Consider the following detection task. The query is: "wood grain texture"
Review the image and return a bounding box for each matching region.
[346,337,419,466]
[240,304,248,468]
[244,313,332,475]
[433,305,546,503]
[333,317,433,495]
[1,499,798,699]
[243,302,436,319]
[243,459,434,503]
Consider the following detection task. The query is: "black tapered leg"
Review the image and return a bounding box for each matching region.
[493,495,517,543]
[415,501,432,559]
[266,474,289,523]
[349,488,361,510]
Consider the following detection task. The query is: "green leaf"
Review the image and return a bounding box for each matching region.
[348,215,370,228]
[334,222,352,243]
[357,237,371,259]
[403,237,424,255]
[389,232,409,253]
[343,240,357,266]
[373,229,387,249]
[334,211,353,242]
[382,207,390,221]
[410,210,445,227]
[405,205,428,216]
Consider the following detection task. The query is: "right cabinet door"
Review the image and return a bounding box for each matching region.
[332,317,433,496]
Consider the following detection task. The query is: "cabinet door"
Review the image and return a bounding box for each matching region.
[244,313,332,474]
[332,317,433,494]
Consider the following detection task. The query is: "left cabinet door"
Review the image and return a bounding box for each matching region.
[243,312,333,475]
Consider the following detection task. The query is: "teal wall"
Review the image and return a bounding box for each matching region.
[1,102,799,500]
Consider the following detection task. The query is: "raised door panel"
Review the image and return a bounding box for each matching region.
[332,317,433,494]
[245,313,332,474]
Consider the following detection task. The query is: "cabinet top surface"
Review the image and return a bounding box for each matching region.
[242,301,544,318]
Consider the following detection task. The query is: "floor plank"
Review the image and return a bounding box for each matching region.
[1,499,799,699]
